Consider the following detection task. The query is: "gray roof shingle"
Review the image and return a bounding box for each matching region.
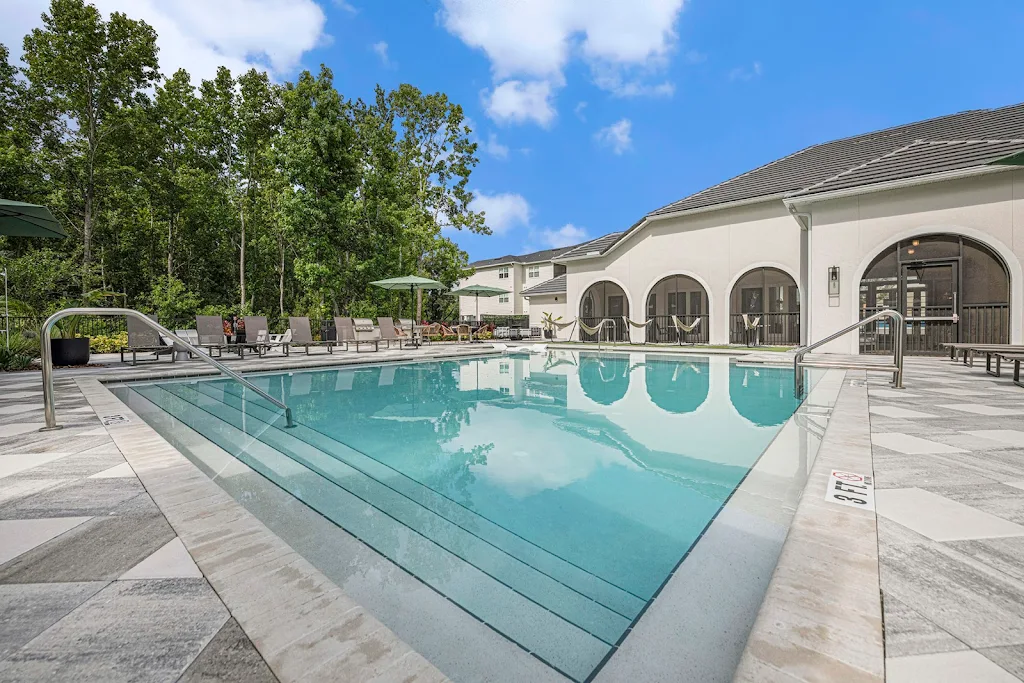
[556,232,625,260]
[521,274,566,296]
[651,102,1024,216]
[469,245,575,268]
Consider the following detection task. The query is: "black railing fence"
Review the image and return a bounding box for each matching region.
[645,315,710,344]
[729,312,801,346]
[578,317,629,343]
[860,304,1009,355]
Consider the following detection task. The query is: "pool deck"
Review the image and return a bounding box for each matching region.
[2,348,1024,681]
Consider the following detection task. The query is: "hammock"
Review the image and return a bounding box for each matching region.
[579,318,613,342]
[741,314,761,347]
[671,315,701,345]
[622,316,653,345]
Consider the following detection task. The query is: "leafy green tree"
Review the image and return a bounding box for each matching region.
[22,0,158,292]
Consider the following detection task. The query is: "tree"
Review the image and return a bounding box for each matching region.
[22,0,158,293]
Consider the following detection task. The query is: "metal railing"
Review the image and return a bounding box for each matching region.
[40,308,294,431]
[793,308,904,398]
[645,315,710,344]
[729,312,801,346]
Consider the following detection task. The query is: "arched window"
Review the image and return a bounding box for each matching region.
[645,275,709,343]
[729,268,800,345]
[859,234,1010,354]
[579,281,629,342]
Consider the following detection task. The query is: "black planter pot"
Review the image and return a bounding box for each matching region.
[50,338,91,366]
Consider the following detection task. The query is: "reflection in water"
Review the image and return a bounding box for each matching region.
[728,365,801,426]
[578,352,630,405]
[205,352,802,599]
[644,357,710,414]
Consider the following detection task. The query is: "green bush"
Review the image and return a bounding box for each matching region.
[0,330,39,371]
[90,332,128,354]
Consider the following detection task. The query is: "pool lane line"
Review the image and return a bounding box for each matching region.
[145,383,632,647]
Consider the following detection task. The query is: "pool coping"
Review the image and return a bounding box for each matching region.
[732,371,884,683]
[71,351,879,683]
[74,375,452,683]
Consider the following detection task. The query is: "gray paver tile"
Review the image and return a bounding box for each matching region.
[979,644,1024,681]
[882,594,968,658]
[0,477,144,519]
[0,582,106,659]
[0,513,175,582]
[177,617,277,683]
[0,578,228,683]
[887,650,1020,682]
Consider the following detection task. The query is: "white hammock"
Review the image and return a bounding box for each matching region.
[578,318,612,335]
[671,315,701,334]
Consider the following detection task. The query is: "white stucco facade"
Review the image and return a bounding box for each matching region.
[458,259,564,320]
[558,167,1024,352]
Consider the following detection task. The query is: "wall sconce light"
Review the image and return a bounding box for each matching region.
[911,239,920,246]
[828,266,840,296]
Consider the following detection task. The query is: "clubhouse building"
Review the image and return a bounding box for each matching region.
[460,102,1024,354]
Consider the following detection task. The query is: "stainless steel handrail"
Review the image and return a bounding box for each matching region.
[40,307,294,430]
[793,308,904,397]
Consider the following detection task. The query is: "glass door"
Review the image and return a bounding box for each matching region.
[903,262,958,354]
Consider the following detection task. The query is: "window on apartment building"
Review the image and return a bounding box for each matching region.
[528,266,540,278]
[498,294,509,303]
[498,267,509,279]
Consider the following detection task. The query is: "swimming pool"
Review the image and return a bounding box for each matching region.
[115,351,807,681]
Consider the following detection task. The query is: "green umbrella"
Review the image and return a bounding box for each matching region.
[370,275,444,321]
[447,283,510,319]
[0,199,68,238]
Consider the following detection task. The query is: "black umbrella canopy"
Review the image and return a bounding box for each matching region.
[0,200,67,239]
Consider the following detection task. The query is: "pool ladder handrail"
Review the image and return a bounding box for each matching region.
[40,307,294,430]
[793,308,904,397]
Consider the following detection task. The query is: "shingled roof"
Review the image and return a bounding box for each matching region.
[556,232,625,260]
[521,274,566,297]
[651,101,1024,216]
[469,245,575,268]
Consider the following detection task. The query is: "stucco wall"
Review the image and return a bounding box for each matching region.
[525,294,567,331]
[457,264,517,318]
[564,201,803,344]
[803,168,1024,352]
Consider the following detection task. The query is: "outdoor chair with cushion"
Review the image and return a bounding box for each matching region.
[377,316,410,349]
[288,316,337,355]
[120,313,173,365]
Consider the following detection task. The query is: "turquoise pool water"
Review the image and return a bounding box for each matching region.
[123,351,803,681]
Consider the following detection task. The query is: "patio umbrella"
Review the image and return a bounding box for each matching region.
[370,275,443,320]
[0,199,68,238]
[447,283,510,319]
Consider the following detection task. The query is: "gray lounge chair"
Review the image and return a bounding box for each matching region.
[288,317,336,354]
[196,316,246,358]
[377,317,410,349]
[120,313,173,365]
[335,317,378,352]
[242,316,284,356]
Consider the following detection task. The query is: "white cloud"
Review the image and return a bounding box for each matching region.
[729,61,763,82]
[335,0,358,13]
[594,118,633,154]
[371,40,393,68]
[2,0,328,82]
[574,101,588,121]
[592,70,675,98]
[470,191,531,235]
[482,80,557,128]
[483,132,509,160]
[440,0,685,124]
[535,224,589,249]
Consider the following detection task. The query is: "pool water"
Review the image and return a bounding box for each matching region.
[123,351,803,681]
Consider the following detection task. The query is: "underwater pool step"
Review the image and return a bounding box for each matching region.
[188,380,646,620]
[133,383,610,682]
[134,383,630,660]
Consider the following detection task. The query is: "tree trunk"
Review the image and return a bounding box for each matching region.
[278,235,285,316]
[239,205,246,311]
[82,178,93,295]
[416,288,422,323]
[167,213,174,279]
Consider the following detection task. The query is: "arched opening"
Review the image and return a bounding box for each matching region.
[859,234,1010,355]
[729,267,800,345]
[578,353,630,405]
[645,358,709,414]
[579,281,629,342]
[644,275,710,343]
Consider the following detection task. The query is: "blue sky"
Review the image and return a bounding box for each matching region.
[6,0,1024,262]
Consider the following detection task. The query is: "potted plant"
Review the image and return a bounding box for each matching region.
[50,315,90,366]
[541,312,562,340]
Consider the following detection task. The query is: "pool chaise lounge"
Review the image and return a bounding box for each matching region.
[120,313,174,365]
[288,316,338,354]
[942,342,1024,367]
[377,316,411,349]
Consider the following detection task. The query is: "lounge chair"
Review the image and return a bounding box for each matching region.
[196,316,246,358]
[288,317,337,354]
[335,317,377,352]
[120,313,173,365]
[377,317,410,349]
[671,315,701,346]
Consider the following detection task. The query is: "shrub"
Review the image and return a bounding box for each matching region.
[0,330,39,371]
[90,332,128,354]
